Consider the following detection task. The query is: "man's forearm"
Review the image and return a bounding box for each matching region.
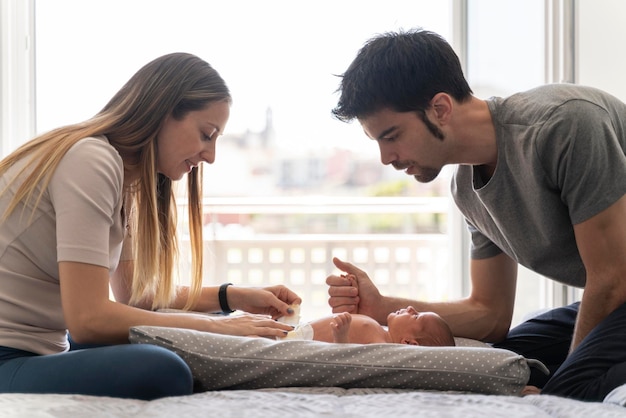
[572,287,623,352]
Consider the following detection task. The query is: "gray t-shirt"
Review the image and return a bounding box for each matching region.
[452,84,626,287]
[0,136,126,354]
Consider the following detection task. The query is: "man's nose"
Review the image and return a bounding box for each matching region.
[379,143,396,166]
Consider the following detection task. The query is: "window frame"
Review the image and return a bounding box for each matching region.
[0,0,36,158]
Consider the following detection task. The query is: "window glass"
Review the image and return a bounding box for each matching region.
[35,0,453,321]
[467,0,549,325]
[467,0,545,98]
[36,0,451,161]
[577,0,626,101]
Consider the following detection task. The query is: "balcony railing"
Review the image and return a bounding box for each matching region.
[178,196,456,321]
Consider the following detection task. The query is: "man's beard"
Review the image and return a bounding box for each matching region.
[413,167,440,183]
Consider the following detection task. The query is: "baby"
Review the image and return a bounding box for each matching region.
[279,272,454,346]
[281,305,455,347]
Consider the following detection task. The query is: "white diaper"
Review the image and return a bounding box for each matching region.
[277,304,301,326]
[279,323,314,340]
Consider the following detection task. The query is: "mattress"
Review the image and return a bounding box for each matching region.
[1,387,625,418]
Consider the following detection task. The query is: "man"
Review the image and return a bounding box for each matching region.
[326,28,626,402]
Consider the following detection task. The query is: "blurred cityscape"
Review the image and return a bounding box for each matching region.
[198,107,451,236]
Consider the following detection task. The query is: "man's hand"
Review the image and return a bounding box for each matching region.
[326,257,383,320]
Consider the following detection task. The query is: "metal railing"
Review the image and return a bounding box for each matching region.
[178,197,455,321]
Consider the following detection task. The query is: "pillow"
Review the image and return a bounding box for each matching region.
[129,326,543,395]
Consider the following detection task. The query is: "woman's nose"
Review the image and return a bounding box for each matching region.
[201,142,216,164]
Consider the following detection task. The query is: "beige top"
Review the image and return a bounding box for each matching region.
[0,136,126,354]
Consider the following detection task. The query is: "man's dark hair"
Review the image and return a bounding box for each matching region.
[332,28,472,122]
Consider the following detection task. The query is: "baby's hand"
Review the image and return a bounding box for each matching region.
[330,312,352,343]
[342,273,358,288]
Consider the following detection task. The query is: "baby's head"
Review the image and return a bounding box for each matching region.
[386,306,455,347]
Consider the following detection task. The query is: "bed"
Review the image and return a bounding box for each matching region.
[2,385,626,417]
[1,326,624,417]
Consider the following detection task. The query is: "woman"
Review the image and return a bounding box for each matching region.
[0,53,300,400]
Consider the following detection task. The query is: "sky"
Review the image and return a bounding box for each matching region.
[34,0,451,153]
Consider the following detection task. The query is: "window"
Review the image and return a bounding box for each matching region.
[33,0,457,321]
[0,0,35,156]
[466,0,550,324]
[11,0,615,325]
[577,0,626,102]
[465,0,626,321]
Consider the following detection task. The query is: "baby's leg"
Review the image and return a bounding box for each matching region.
[331,312,352,343]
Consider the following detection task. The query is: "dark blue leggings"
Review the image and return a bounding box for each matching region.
[0,341,193,400]
[494,301,626,402]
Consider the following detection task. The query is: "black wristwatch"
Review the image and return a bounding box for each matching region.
[218,283,235,314]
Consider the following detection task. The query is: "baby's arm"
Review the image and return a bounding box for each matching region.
[330,312,352,343]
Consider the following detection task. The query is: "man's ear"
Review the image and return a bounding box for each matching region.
[429,93,453,124]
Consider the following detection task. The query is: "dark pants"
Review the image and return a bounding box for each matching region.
[0,341,193,400]
[494,301,626,402]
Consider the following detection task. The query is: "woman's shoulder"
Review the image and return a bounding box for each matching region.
[53,135,124,188]
[68,135,121,158]
[63,136,123,171]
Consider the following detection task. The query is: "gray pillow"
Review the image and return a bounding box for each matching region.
[129,326,540,395]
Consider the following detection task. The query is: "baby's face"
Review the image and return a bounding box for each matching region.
[387,306,450,345]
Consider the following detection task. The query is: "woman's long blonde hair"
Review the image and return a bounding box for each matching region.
[0,52,231,310]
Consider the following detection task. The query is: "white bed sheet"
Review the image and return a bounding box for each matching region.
[1,387,625,418]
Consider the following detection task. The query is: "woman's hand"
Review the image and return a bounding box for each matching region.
[204,312,294,339]
[326,257,382,319]
[228,285,302,320]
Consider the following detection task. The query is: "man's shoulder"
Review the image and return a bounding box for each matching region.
[508,84,623,110]
[489,84,618,127]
